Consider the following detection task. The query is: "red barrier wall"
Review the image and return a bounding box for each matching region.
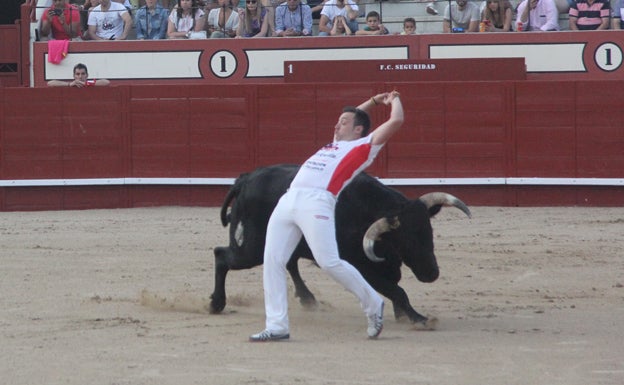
[1,81,623,210]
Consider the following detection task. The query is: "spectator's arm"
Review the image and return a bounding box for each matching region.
[302,6,313,35]
[134,10,144,39]
[119,11,132,39]
[319,14,331,34]
[542,0,560,31]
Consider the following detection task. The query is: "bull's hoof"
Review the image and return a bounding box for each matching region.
[411,316,438,331]
[209,295,226,314]
[299,296,318,310]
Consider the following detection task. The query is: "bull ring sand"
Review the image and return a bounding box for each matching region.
[1,206,623,384]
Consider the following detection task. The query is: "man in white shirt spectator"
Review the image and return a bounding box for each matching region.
[87,0,132,40]
[317,0,359,36]
[516,0,560,31]
[443,0,480,32]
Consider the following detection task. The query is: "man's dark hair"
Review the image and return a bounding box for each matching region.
[73,63,88,75]
[343,106,371,137]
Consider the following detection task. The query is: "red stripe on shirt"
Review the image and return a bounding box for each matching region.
[326,143,371,195]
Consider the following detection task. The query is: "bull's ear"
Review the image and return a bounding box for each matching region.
[428,205,442,218]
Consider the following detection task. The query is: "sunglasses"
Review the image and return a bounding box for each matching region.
[246,0,256,3]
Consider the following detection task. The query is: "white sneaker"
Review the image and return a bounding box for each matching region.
[249,329,290,342]
[367,302,384,339]
[426,2,439,15]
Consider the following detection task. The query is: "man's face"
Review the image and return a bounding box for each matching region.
[336,0,345,8]
[145,0,157,7]
[457,0,467,7]
[287,0,299,10]
[334,112,361,141]
[53,0,66,9]
[74,68,88,82]
[366,16,380,30]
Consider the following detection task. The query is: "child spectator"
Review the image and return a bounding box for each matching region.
[167,0,206,38]
[355,11,389,35]
[400,17,416,35]
[330,14,352,35]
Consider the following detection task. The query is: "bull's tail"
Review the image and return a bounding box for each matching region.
[220,172,249,227]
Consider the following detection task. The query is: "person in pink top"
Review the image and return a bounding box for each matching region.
[250,90,404,342]
[40,0,82,40]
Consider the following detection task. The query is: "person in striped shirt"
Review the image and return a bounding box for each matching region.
[569,0,611,30]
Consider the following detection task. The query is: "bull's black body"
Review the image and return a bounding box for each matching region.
[211,164,462,324]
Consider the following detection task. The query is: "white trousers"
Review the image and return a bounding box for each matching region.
[263,187,383,333]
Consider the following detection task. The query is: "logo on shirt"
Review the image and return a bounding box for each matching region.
[323,143,339,151]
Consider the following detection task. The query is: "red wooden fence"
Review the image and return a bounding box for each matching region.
[1,81,622,210]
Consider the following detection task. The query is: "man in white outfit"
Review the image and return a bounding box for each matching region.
[250,90,404,342]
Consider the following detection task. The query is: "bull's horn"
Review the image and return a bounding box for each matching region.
[362,216,400,262]
[419,192,472,218]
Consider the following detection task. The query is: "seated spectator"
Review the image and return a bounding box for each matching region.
[87,0,132,40]
[397,17,416,35]
[135,0,169,39]
[79,0,100,39]
[569,0,611,30]
[236,0,269,37]
[355,11,389,35]
[481,0,512,31]
[207,0,239,37]
[516,0,560,31]
[613,0,623,29]
[274,0,312,36]
[261,0,278,36]
[40,0,82,40]
[47,63,110,87]
[329,14,352,35]
[443,0,480,33]
[317,0,359,36]
[167,0,206,38]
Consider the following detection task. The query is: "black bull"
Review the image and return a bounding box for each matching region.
[210,164,471,326]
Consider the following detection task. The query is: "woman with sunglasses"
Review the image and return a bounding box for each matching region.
[236,0,270,37]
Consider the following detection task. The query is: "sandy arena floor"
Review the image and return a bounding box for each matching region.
[1,206,623,385]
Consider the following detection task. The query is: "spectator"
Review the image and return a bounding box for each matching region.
[443,0,480,32]
[135,0,169,39]
[399,17,416,35]
[613,0,623,29]
[569,0,611,30]
[329,14,352,35]
[355,10,389,35]
[261,0,278,36]
[481,0,512,31]
[207,0,239,37]
[87,0,132,40]
[79,0,100,39]
[40,0,82,40]
[274,0,313,36]
[167,0,206,38]
[236,0,270,37]
[47,63,110,87]
[516,0,560,31]
[318,0,359,36]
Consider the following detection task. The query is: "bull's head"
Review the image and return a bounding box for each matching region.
[362,192,471,282]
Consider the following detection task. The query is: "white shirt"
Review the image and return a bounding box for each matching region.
[516,0,560,31]
[168,8,206,33]
[207,7,240,33]
[320,0,359,27]
[88,2,128,39]
[290,134,382,196]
